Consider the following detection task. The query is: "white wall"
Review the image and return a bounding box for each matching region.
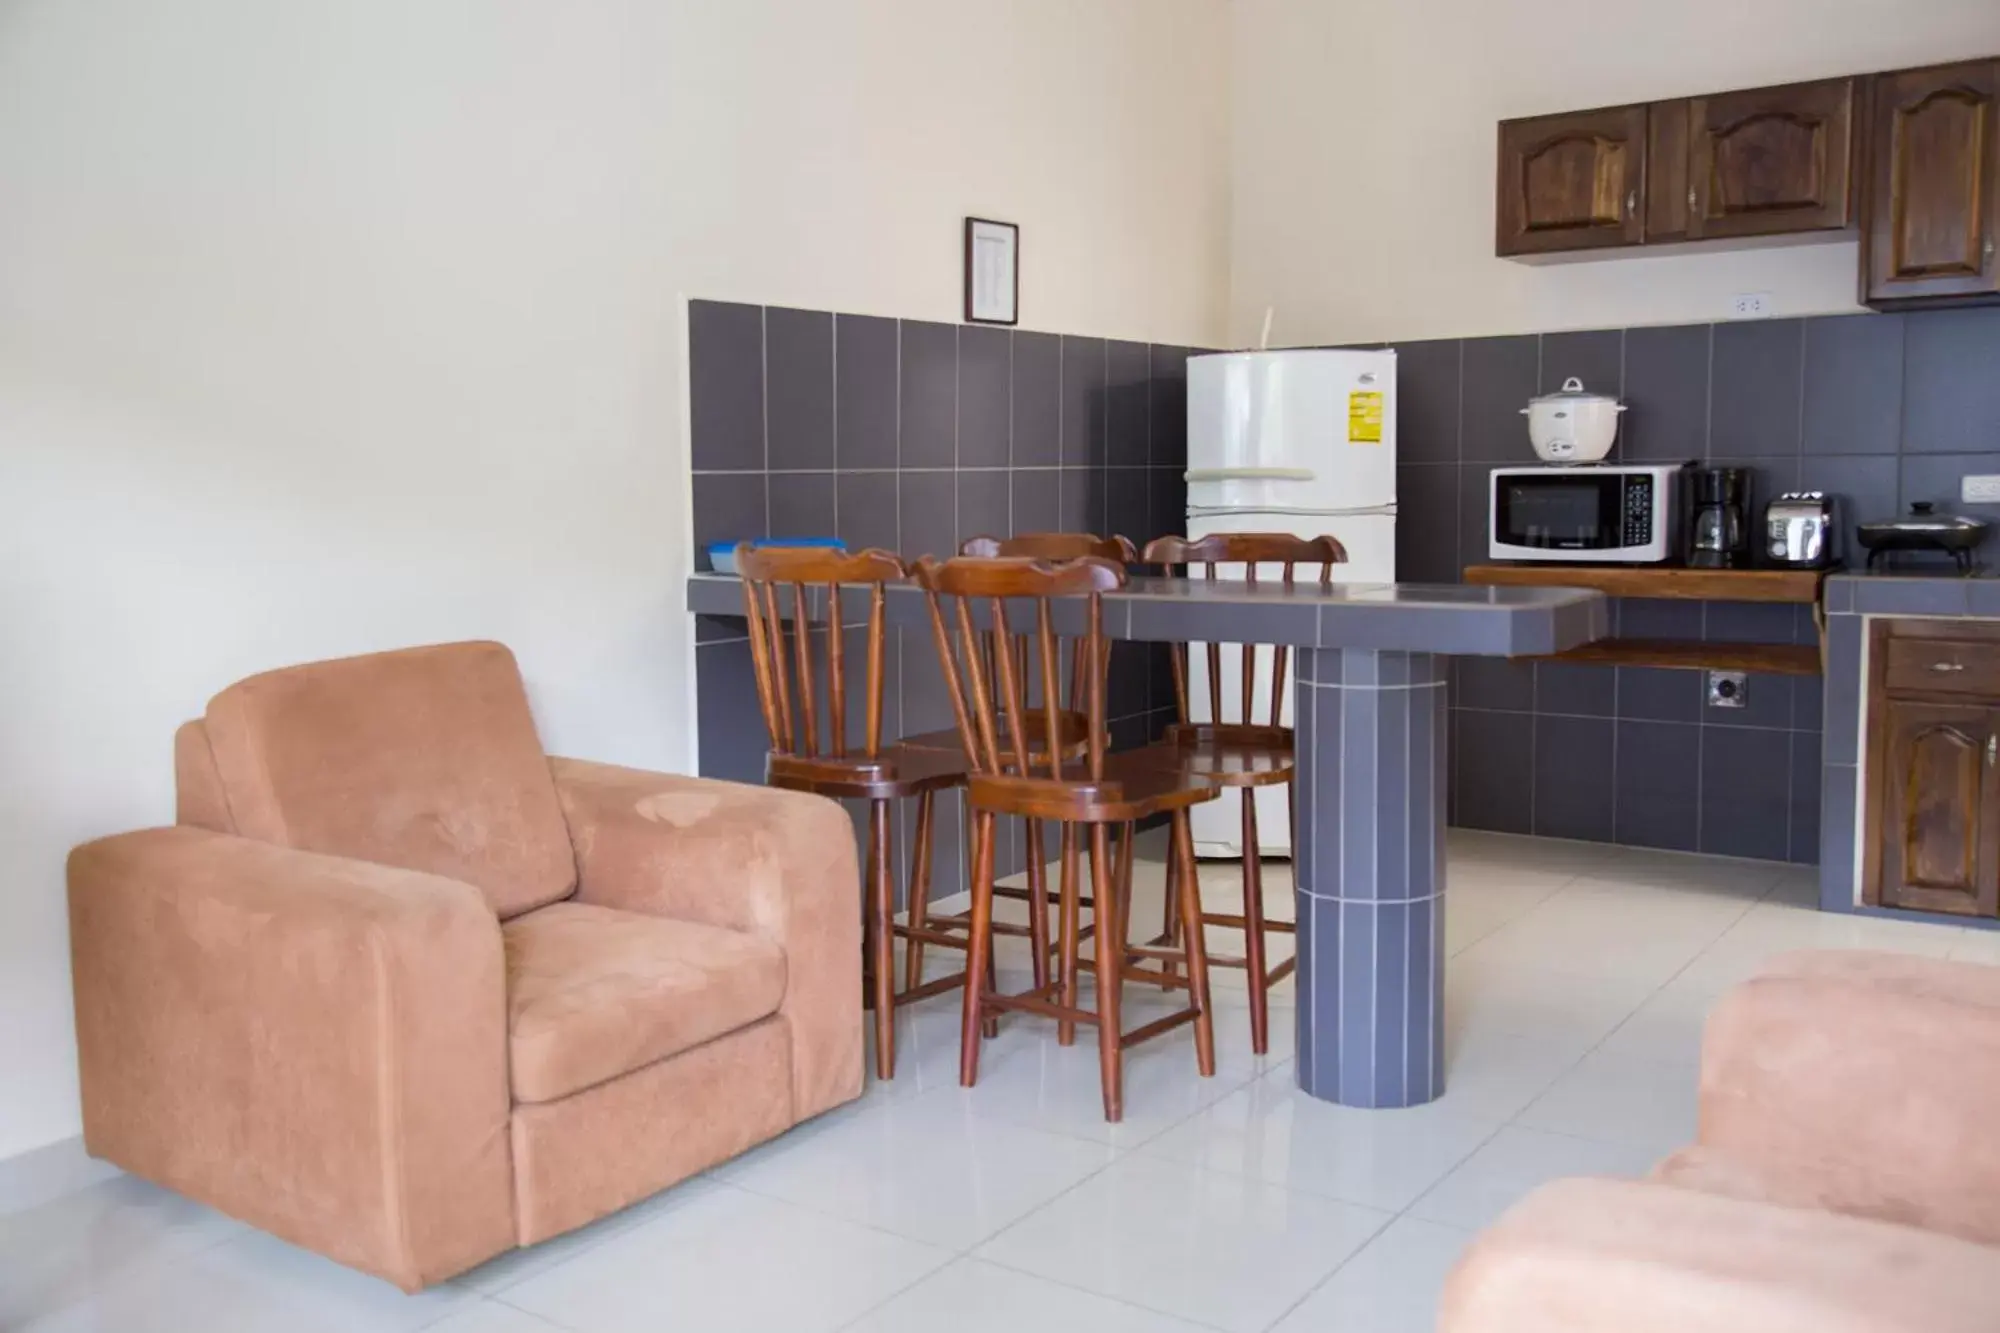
[1229,0,2000,346]
[0,0,1230,1160]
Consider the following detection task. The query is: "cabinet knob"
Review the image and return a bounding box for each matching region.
[1932,661,1967,673]
[1627,189,1638,216]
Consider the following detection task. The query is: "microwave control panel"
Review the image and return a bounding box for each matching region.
[1621,477,1654,547]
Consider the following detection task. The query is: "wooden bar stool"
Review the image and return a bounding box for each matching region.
[912,552,1220,1122]
[1140,533,1347,1055]
[897,532,1134,997]
[736,544,975,1080]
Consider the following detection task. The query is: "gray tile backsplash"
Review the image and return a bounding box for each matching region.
[1416,305,2000,865]
[689,297,1198,895]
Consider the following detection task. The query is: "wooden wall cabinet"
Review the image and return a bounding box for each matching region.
[1495,58,2000,312]
[1688,78,1856,238]
[1860,59,2000,308]
[1496,106,1648,255]
[1864,621,2000,918]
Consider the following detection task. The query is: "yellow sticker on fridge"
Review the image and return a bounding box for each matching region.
[1348,391,1383,443]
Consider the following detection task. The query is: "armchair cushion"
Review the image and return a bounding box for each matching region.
[550,759,863,1121]
[503,901,786,1104]
[203,641,576,919]
[1440,1176,2000,1333]
[1695,949,2000,1247]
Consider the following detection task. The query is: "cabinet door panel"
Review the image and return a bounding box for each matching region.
[1497,106,1647,255]
[1863,61,2000,305]
[1870,699,2000,917]
[1645,99,1692,242]
[1690,78,1855,238]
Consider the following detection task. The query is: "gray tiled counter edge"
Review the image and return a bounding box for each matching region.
[687,572,1609,1106]
[687,573,1608,655]
[1821,574,2000,932]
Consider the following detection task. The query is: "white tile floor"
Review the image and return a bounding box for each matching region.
[10,829,1997,1332]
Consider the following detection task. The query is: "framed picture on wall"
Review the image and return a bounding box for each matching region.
[963,217,1019,325]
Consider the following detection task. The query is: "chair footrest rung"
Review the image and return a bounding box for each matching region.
[895,925,969,949]
[1119,965,1191,990]
[897,972,969,1004]
[1120,1007,1202,1048]
[983,991,1099,1026]
[1198,912,1298,933]
[993,885,1097,910]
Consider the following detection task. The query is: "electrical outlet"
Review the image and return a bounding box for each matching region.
[1708,671,1747,709]
[1728,292,1775,319]
[1963,474,2000,504]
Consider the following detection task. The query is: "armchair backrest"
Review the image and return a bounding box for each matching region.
[198,640,576,919]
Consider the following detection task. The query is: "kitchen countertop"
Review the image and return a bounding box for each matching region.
[1827,570,2000,618]
[686,571,1610,657]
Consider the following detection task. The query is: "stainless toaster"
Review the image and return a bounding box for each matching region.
[1764,491,1835,568]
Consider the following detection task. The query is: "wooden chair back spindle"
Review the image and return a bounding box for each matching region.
[1141,534,1347,728]
[913,555,1125,783]
[735,544,905,762]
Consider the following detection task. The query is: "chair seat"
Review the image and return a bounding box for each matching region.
[766,743,969,799]
[503,901,787,1104]
[966,750,1220,823]
[1139,723,1294,788]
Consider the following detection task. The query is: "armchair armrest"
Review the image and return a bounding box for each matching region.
[68,827,514,1291]
[549,759,862,1120]
[1691,949,2000,1248]
[1440,1177,2000,1333]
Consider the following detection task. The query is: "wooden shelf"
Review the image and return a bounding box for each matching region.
[1464,564,1824,604]
[1535,638,1822,676]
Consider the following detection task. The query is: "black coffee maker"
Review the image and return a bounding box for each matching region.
[1688,466,1752,568]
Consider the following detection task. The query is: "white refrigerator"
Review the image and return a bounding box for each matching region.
[1184,347,1398,859]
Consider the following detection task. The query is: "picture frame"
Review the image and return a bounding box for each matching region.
[963,217,1019,325]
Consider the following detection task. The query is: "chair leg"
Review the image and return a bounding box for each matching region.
[1089,823,1125,1122]
[902,790,935,991]
[868,800,897,1079]
[1057,823,1081,1046]
[1241,791,1270,1056]
[1172,809,1217,1078]
[960,810,998,1087]
[1024,818,1051,990]
[1157,824,1182,990]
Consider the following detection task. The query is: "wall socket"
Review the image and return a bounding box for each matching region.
[1728,292,1775,319]
[1962,474,2000,503]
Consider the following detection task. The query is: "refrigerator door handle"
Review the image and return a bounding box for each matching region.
[1183,467,1316,483]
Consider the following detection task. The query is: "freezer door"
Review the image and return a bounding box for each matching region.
[1186,349,1397,514]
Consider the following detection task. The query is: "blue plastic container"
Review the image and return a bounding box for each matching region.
[705,537,845,575]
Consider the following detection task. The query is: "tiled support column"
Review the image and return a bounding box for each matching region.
[1291,648,1447,1108]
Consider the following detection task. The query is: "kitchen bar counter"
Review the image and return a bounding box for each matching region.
[687,571,1609,1110]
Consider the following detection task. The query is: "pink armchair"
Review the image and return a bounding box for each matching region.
[68,641,862,1291]
[1441,949,2000,1332]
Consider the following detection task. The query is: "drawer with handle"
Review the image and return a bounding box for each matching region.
[1883,637,2000,696]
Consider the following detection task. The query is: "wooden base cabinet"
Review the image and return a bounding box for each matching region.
[1865,622,2000,918]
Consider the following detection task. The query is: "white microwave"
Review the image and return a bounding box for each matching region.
[1488,464,1682,563]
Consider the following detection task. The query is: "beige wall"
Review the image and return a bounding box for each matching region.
[1228,0,2000,347]
[0,0,1230,1159]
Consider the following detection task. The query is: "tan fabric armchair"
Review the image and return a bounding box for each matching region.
[1440,949,2000,1332]
[68,641,862,1291]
